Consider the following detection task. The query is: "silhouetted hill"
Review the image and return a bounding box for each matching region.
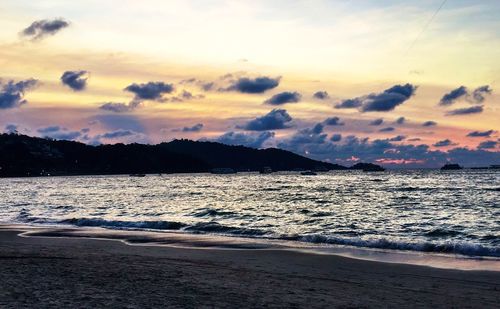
[0,134,345,177]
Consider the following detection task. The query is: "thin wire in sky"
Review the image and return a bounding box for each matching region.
[405,0,448,56]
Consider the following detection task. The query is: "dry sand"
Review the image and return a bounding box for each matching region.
[0,225,499,308]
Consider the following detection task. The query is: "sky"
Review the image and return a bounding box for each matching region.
[0,0,499,168]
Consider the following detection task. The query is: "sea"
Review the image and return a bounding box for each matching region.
[1,169,499,260]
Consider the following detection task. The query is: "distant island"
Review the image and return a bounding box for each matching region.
[0,133,360,177]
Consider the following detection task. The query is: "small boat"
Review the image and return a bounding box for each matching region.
[210,168,237,174]
[301,170,317,176]
[440,164,462,171]
[130,173,146,177]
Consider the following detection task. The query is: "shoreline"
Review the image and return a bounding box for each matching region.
[3,224,500,272]
[1,225,499,308]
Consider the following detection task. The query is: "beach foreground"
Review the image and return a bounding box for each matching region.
[0,226,499,308]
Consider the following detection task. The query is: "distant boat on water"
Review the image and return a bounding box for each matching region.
[210,168,237,174]
[301,170,317,176]
[130,173,146,177]
[440,164,462,170]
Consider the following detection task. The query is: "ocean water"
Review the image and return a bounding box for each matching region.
[1,170,499,258]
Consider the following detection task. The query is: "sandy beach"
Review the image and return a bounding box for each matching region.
[0,225,499,308]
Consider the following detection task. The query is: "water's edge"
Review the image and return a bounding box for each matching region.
[3,223,499,272]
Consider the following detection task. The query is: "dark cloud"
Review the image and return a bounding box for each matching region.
[439,86,467,106]
[37,125,81,141]
[240,109,292,131]
[277,124,328,152]
[445,105,483,116]
[379,127,395,132]
[61,70,89,91]
[323,117,344,126]
[4,124,18,134]
[277,126,498,168]
[477,140,498,149]
[0,79,39,109]
[467,130,495,138]
[224,76,280,93]
[98,129,135,139]
[330,134,342,142]
[388,135,406,142]
[182,123,204,132]
[21,18,69,40]
[422,121,437,127]
[335,83,417,112]
[369,118,384,126]
[407,138,421,142]
[99,101,140,113]
[395,117,406,125]
[471,85,492,103]
[439,85,492,106]
[213,131,274,149]
[313,91,329,100]
[334,98,363,109]
[433,139,456,147]
[124,81,174,101]
[264,91,301,105]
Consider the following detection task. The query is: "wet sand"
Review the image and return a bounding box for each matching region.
[0,225,499,308]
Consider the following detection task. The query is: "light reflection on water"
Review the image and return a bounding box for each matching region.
[1,169,499,257]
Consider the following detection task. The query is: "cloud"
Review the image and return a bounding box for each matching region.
[276,125,499,167]
[323,117,344,126]
[124,81,174,101]
[407,138,421,142]
[213,131,274,148]
[168,90,205,102]
[85,129,147,145]
[445,105,483,116]
[240,109,292,131]
[388,135,406,142]
[439,85,492,106]
[335,83,417,112]
[264,91,301,105]
[379,127,395,132]
[99,101,141,113]
[182,123,204,132]
[330,134,342,142]
[224,76,280,93]
[467,130,496,138]
[439,86,468,106]
[334,98,363,109]
[477,140,498,149]
[92,114,146,133]
[369,118,384,126]
[422,121,437,127]
[395,117,406,124]
[433,139,457,147]
[97,129,135,139]
[313,91,329,100]
[277,124,328,152]
[20,18,69,40]
[0,79,39,109]
[61,70,89,91]
[37,125,81,141]
[4,124,18,134]
[471,85,492,104]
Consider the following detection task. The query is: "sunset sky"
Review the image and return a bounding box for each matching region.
[1,0,499,167]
